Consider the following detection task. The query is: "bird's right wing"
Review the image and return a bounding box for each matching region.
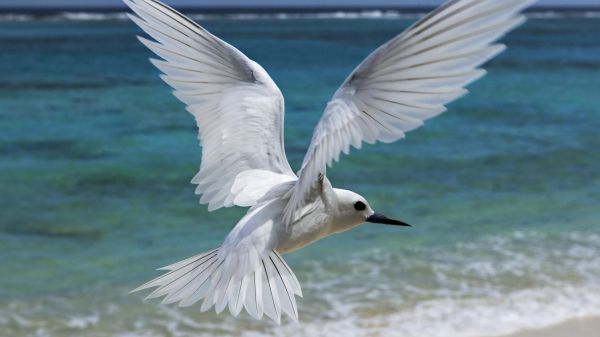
[125,0,296,211]
[284,0,535,223]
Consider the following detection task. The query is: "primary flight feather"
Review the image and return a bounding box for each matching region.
[124,0,535,323]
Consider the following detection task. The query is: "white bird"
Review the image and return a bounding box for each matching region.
[125,0,535,323]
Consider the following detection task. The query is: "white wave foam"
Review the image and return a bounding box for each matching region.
[0,14,34,21]
[0,12,128,22]
[59,12,129,21]
[243,229,600,336]
[189,10,424,21]
[101,284,600,337]
[66,314,99,329]
[4,285,600,337]
[1,10,599,22]
[0,10,422,22]
[527,11,600,19]
[528,11,566,19]
[251,230,600,337]
[2,231,599,337]
[256,286,600,337]
[584,11,600,18]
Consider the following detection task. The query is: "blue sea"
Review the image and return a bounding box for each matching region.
[1,10,600,337]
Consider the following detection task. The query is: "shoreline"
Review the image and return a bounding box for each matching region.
[502,317,600,337]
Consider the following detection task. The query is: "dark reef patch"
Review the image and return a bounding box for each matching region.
[5,223,104,240]
[0,139,110,160]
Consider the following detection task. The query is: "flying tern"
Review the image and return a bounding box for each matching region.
[125,0,535,323]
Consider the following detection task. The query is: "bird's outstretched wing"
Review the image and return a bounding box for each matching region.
[125,0,296,211]
[284,0,535,223]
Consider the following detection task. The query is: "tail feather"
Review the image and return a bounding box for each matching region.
[268,255,298,319]
[131,247,302,323]
[244,270,261,319]
[131,249,218,296]
[261,258,281,323]
[158,248,218,271]
[272,252,303,297]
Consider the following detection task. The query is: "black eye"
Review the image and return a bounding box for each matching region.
[354,201,366,211]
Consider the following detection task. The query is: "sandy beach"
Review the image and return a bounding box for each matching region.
[504,317,600,337]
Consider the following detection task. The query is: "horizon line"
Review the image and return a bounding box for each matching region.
[1,5,600,14]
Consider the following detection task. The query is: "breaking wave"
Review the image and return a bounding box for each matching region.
[1,10,599,22]
[2,231,599,337]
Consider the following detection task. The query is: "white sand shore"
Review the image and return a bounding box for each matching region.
[502,317,600,337]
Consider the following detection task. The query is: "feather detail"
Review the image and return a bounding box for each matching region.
[124,0,296,211]
[283,0,536,224]
[131,248,301,323]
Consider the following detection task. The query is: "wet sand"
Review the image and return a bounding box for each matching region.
[503,317,600,337]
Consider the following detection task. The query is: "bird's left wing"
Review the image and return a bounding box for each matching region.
[284,0,535,223]
[125,0,296,211]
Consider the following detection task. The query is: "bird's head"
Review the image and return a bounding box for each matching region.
[331,189,411,233]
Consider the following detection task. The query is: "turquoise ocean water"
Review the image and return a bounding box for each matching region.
[1,12,600,337]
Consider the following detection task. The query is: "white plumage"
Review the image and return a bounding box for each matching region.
[125,0,295,212]
[125,0,535,323]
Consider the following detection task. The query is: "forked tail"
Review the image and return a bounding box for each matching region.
[131,247,302,323]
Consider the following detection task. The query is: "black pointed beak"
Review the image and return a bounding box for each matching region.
[366,213,411,227]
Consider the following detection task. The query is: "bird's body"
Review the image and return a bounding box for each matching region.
[227,179,366,256]
[124,0,536,324]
